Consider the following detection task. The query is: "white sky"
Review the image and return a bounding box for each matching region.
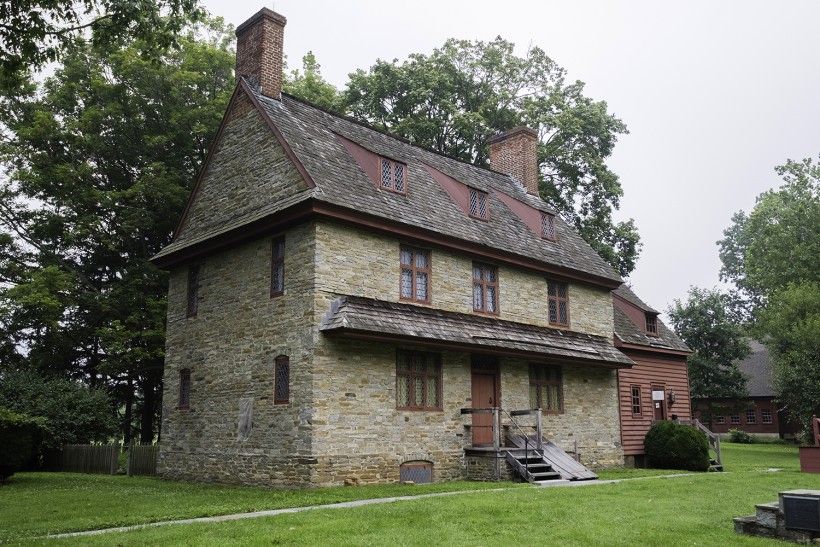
[203,0,820,313]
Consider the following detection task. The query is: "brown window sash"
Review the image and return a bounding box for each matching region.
[541,212,556,240]
[528,364,563,413]
[186,265,200,318]
[468,187,489,220]
[271,236,285,297]
[379,157,407,194]
[472,263,499,314]
[396,350,442,411]
[645,314,658,335]
[274,355,290,404]
[630,385,642,416]
[178,368,191,409]
[399,246,431,303]
[547,281,569,327]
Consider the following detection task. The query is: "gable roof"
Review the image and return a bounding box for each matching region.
[612,284,689,353]
[738,340,774,397]
[154,80,622,288]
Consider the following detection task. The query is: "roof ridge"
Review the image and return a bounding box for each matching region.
[275,91,541,189]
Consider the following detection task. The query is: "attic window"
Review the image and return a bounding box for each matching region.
[380,157,406,194]
[541,212,556,240]
[469,188,488,220]
[645,314,658,336]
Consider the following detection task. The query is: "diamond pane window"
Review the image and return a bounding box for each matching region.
[396,350,442,410]
[399,246,430,303]
[472,262,498,314]
[271,236,285,297]
[547,281,569,327]
[379,157,406,193]
[529,365,563,413]
[274,355,290,404]
[469,187,488,219]
[541,212,556,240]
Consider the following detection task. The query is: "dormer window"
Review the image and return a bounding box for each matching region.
[645,314,658,335]
[541,212,556,240]
[469,188,488,220]
[380,157,406,194]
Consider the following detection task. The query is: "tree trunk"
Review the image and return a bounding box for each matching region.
[123,375,134,446]
[139,367,161,443]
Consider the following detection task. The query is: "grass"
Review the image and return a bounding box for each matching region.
[0,474,515,542]
[3,442,817,545]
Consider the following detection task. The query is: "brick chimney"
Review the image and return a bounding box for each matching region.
[235,8,287,99]
[488,127,540,196]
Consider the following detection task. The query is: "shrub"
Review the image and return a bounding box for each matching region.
[728,428,755,444]
[0,407,48,482]
[644,421,710,471]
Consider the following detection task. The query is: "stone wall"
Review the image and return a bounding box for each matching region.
[314,220,613,337]
[158,221,317,486]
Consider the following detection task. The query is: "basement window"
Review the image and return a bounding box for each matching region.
[400,461,433,484]
[541,212,556,240]
[380,157,406,194]
[469,187,488,220]
[645,314,658,335]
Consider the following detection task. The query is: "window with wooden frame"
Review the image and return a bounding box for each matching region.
[745,409,756,424]
[761,409,773,424]
[715,415,726,424]
[274,355,290,404]
[730,414,740,425]
[178,368,191,409]
[379,157,406,194]
[468,187,488,219]
[186,265,200,318]
[645,314,658,335]
[630,385,642,416]
[547,281,569,327]
[529,365,563,413]
[399,246,430,303]
[396,350,442,410]
[541,212,556,240]
[270,236,285,297]
[472,262,498,314]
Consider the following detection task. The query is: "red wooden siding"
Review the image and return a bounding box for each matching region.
[617,349,691,456]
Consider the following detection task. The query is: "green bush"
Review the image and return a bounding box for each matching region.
[728,428,755,444]
[0,407,48,482]
[644,421,710,472]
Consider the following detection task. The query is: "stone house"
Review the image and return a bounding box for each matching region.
[151,8,691,486]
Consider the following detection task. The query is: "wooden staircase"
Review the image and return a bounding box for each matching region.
[506,434,598,482]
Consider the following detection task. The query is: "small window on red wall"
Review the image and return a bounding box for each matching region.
[761,409,772,424]
[541,212,556,240]
[469,188,488,219]
[646,314,658,335]
[630,385,642,416]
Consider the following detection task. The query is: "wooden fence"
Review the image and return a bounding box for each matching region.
[61,444,119,474]
[127,444,159,476]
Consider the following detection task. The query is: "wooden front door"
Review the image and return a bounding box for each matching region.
[652,385,667,421]
[471,356,499,446]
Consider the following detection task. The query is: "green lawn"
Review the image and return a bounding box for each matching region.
[3,442,818,545]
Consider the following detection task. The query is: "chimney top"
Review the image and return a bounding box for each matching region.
[488,126,540,196]
[235,7,287,99]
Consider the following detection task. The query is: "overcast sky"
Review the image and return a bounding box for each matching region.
[204,0,820,313]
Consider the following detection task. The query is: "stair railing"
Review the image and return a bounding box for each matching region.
[504,409,545,478]
[693,418,722,468]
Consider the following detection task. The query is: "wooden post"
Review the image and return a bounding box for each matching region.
[535,409,543,452]
[492,408,500,452]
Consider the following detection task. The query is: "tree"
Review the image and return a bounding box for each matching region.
[283,52,342,111]
[0,0,199,76]
[0,369,118,450]
[756,282,820,440]
[342,38,640,276]
[0,15,234,443]
[667,287,749,425]
[718,156,820,436]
